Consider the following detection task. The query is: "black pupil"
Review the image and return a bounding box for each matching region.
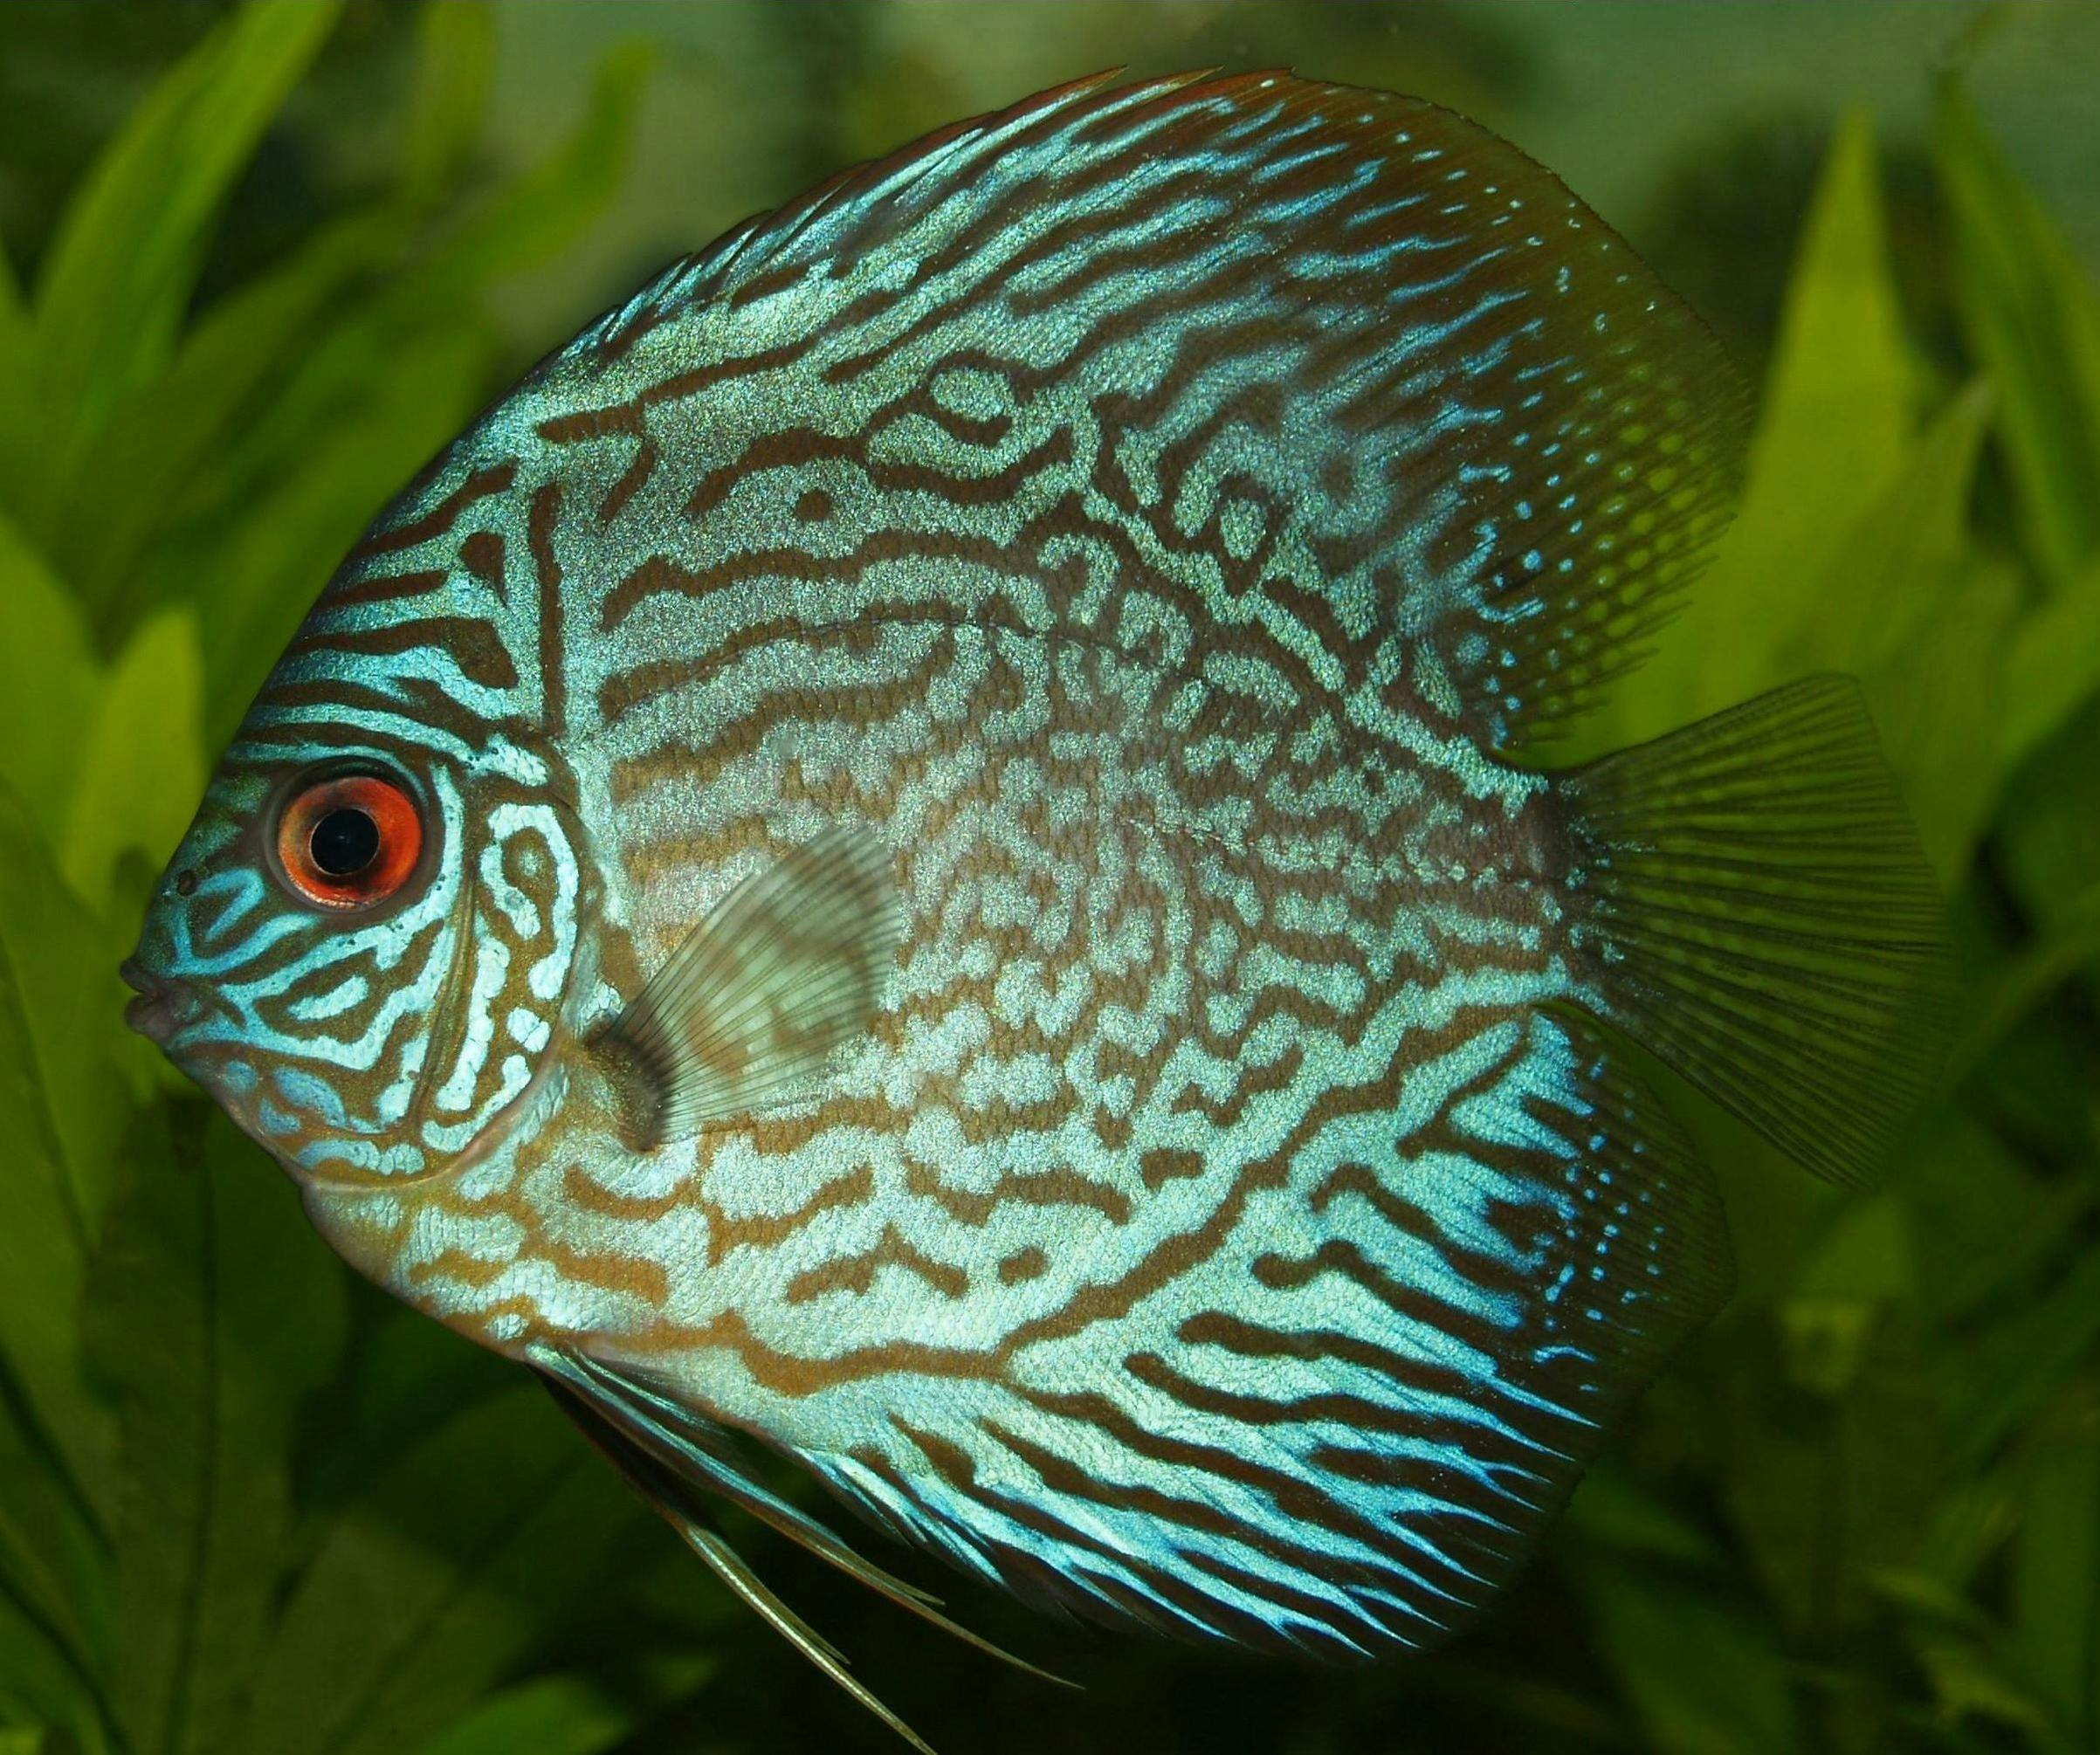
[309,807,380,878]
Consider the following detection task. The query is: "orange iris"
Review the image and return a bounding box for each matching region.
[275,773,423,910]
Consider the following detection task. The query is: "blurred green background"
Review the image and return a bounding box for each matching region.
[3,3,2099,1752]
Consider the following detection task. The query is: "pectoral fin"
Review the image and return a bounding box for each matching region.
[591,827,905,1147]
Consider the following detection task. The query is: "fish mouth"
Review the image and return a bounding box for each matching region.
[120,955,189,1047]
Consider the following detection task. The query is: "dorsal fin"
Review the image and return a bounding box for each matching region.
[559,71,1748,749]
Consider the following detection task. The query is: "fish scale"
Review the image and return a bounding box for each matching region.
[127,68,1944,1746]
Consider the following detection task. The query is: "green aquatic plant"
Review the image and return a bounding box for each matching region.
[0,7,697,1755]
[1,6,2097,1754]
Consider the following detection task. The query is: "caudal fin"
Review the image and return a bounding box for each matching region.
[1554,676,1948,1184]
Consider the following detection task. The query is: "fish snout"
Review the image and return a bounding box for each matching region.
[120,955,196,1046]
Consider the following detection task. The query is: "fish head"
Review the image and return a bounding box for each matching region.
[124,558,600,1187]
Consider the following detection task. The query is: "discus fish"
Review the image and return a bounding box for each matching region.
[123,71,1943,1748]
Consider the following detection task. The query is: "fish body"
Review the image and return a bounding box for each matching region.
[127,71,1940,1715]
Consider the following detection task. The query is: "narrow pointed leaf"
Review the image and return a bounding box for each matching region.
[1938,85,2100,590]
[0,513,100,860]
[1624,111,1918,743]
[242,1387,649,1755]
[86,1112,347,1755]
[59,609,205,919]
[28,0,341,544]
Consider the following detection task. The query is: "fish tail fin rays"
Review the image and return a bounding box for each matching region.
[773,1013,1727,1660]
[1554,674,1952,1184]
[537,1350,1069,1745]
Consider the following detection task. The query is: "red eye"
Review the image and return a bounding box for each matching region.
[275,774,423,910]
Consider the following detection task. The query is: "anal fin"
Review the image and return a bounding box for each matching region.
[536,1347,1068,1754]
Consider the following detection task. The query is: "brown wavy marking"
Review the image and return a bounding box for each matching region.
[785,1222,968,1304]
[326,567,451,611]
[952,1090,1082,1149]
[459,529,506,597]
[901,1157,1130,1228]
[599,524,1012,634]
[724,257,811,312]
[444,1294,551,1352]
[1307,1163,1536,1304]
[1138,1147,1207,1192]
[1123,1343,1556,1482]
[1011,1382,1446,1582]
[1251,1236,1510,1350]
[869,377,1014,452]
[561,1159,705,1222]
[536,1236,670,1307]
[979,1410,1428,1621]
[987,1119,1304,1363]
[997,1247,1048,1285]
[616,1305,990,1393]
[1151,1316,1535,1462]
[347,461,515,562]
[704,1161,878,1267]
[682,426,858,522]
[548,333,825,447]
[598,435,659,524]
[536,398,643,444]
[598,609,946,735]
[617,821,802,896]
[292,616,520,692]
[518,483,563,737]
[408,1245,511,1290]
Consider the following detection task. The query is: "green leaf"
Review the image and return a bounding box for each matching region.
[2007,1406,2100,1745]
[0,787,130,1307]
[1938,85,2100,591]
[1949,878,2100,1083]
[1765,377,2003,871]
[243,1387,649,1755]
[56,209,410,628]
[188,326,495,739]
[1905,1119,2090,1326]
[410,1675,632,1755]
[1565,1464,1724,1567]
[0,221,32,529]
[1782,1196,1915,1394]
[1943,1249,2100,1476]
[0,934,111,1541]
[59,609,204,919]
[1869,550,2019,878]
[1997,551,2100,779]
[0,513,100,857]
[0,1567,109,1755]
[1801,379,1993,679]
[0,1439,111,1755]
[1629,111,1918,741]
[410,38,652,297]
[1913,1632,2055,1742]
[86,1111,348,1755]
[401,1,499,205]
[0,212,25,352]
[162,38,649,725]
[1578,1566,1800,1754]
[24,1,342,541]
